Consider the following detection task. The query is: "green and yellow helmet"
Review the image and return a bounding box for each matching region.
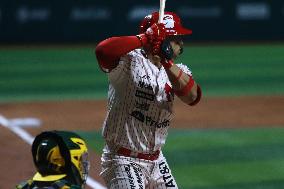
[31,130,90,187]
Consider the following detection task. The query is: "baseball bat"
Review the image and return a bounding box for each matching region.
[158,0,166,23]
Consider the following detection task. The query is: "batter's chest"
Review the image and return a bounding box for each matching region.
[129,68,173,104]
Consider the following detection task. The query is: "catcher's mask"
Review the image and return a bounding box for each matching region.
[32,130,90,187]
[139,11,192,36]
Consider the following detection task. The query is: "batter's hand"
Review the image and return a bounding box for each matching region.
[145,23,166,55]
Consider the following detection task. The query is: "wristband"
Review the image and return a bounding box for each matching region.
[161,59,174,69]
[174,76,195,96]
[136,34,148,46]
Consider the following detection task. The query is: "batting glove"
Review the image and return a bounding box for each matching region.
[145,23,166,55]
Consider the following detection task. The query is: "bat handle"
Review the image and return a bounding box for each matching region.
[158,0,166,23]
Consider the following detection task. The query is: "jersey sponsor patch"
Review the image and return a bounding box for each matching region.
[130,110,145,122]
[135,90,155,101]
[138,81,153,90]
[159,161,176,188]
[135,101,150,111]
[130,110,170,128]
[124,163,143,189]
[145,116,170,128]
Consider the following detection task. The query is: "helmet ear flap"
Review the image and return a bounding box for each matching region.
[47,160,65,173]
[161,39,174,60]
[33,132,69,173]
[31,130,89,186]
[36,160,64,175]
[32,136,66,176]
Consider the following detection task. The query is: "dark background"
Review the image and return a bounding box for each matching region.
[0,0,284,43]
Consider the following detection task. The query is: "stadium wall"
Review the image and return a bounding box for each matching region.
[0,0,284,43]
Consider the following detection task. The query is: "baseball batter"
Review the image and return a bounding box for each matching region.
[95,11,202,189]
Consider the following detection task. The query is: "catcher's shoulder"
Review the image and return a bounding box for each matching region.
[15,179,33,189]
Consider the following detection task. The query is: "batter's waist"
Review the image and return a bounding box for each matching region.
[117,147,160,161]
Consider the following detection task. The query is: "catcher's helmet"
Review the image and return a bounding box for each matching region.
[31,130,90,187]
[139,12,192,36]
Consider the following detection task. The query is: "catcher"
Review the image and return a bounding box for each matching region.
[16,130,90,189]
[95,11,202,188]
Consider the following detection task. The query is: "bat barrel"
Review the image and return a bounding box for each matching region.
[158,0,166,23]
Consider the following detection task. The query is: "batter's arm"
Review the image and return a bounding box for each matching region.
[95,36,145,72]
[165,62,202,106]
[95,24,165,72]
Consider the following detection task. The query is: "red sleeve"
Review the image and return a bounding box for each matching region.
[95,35,147,72]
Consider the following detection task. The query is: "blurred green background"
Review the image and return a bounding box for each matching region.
[77,127,284,189]
[1,0,284,188]
[1,44,284,188]
[1,44,284,102]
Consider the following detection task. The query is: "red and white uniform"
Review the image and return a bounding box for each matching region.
[97,47,193,189]
[96,11,201,189]
[102,49,192,153]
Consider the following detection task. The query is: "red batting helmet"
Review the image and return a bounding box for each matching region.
[139,12,192,36]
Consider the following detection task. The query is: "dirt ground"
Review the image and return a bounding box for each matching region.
[1,96,284,189]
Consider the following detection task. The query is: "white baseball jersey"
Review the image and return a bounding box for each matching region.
[102,49,192,153]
